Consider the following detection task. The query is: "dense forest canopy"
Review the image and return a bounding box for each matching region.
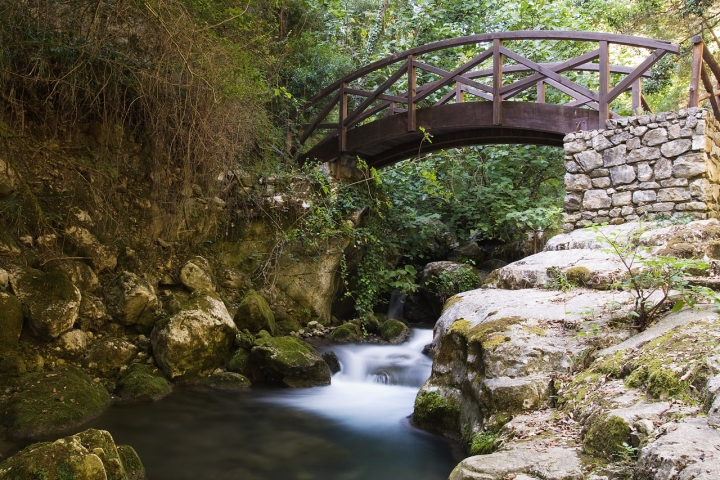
[0,0,718,316]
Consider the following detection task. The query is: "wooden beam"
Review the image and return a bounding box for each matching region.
[434,89,457,106]
[408,54,417,131]
[339,82,348,152]
[344,62,409,126]
[456,83,464,103]
[689,37,703,108]
[599,40,610,122]
[632,79,642,114]
[344,88,408,104]
[411,49,493,103]
[537,80,545,103]
[299,91,340,144]
[702,46,720,86]
[493,39,503,125]
[641,95,652,113]
[460,84,493,101]
[701,65,720,120]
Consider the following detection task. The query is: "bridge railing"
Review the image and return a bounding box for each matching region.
[690,36,720,120]
[295,31,680,155]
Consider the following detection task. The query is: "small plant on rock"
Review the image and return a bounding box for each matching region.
[593,223,716,331]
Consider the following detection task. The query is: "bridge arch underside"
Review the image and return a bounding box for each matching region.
[302,102,600,168]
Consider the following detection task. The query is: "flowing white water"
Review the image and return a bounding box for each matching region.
[263,328,433,432]
[386,290,407,319]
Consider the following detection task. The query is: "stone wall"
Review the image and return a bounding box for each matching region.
[562,108,720,232]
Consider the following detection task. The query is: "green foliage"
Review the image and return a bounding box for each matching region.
[594,223,717,330]
[425,267,482,303]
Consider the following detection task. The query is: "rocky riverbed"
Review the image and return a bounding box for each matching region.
[414,219,720,479]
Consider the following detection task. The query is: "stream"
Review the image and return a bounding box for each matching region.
[86,327,462,479]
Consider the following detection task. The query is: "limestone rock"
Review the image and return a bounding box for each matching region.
[10,267,81,340]
[673,152,708,178]
[660,138,692,157]
[248,336,331,387]
[116,364,172,401]
[104,272,159,330]
[328,322,363,343]
[380,318,411,344]
[48,260,100,292]
[635,418,720,480]
[609,165,636,185]
[198,371,251,390]
[234,289,275,335]
[582,190,611,209]
[85,338,139,377]
[565,173,591,191]
[448,442,584,480]
[76,292,108,331]
[180,256,216,292]
[58,329,88,355]
[0,291,23,348]
[574,150,603,171]
[151,292,237,380]
[603,145,627,167]
[0,428,145,479]
[64,226,118,272]
[3,365,111,439]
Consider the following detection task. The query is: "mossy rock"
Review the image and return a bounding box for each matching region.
[582,414,631,458]
[0,351,26,376]
[0,428,145,480]
[380,318,411,344]
[233,290,275,335]
[328,322,363,343]
[413,388,461,436]
[249,336,331,387]
[234,330,255,350]
[565,266,591,286]
[0,292,23,349]
[3,365,111,439]
[227,348,250,374]
[275,317,302,336]
[469,431,499,455]
[363,314,381,334]
[452,316,524,350]
[198,372,251,390]
[116,364,171,402]
[10,267,81,340]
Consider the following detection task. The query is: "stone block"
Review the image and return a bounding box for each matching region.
[652,202,675,212]
[627,137,642,150]
[610,132,633,145]
[612,191,632,206]
[673,152,708,178]
[610,165,636,185]
[654,157,672,180]
[692,135,712,152]
[583,190,612,209]
[644,128,668,146]
[659,178,688,187]
[627,147,661,163]
[625,214,639,221]
[686,116,698,128]
[609,207,622,217]
[592,177,611,188]
[591,134,613,151]
[564,140,586,154]
[631,126,648,136]
[565,213,581,223]
[610,218,625,225]
[657,187,692,202]
[637,162,653,182]
[660,139,692,157]
[690,178,709,200]
[564,193,582,211]
[566,161,581,173]
[637,182,660,189]
[668,124,681,140]
[681,128,694,138]
[589,168,610,178]
[565,173,592,191]
[575,150,603,171]
[633,190,657,204]
[621,206,635,216]
[603,145,627,167]
[675,202,707,211]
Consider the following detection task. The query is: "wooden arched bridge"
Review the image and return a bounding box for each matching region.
[294,31,720,168]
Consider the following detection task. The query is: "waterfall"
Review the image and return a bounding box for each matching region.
[386,289,407,319]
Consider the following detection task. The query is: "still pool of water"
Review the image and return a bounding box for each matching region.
[86,328,462,480]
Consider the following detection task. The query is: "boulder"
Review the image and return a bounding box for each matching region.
[10,267,81,340]
[380,318,411,344]
[64,226,118,272]
[3,365,111,439]
[249,336,331,387]
[179,256,216,292]
[233,289,275,335]
[198,371,251,390]
[58,329,88,356]
[76,291,108,331]
[226,348,250,374]
[47,259,99,292]
[0,428,145,480]
[322,350,341,374]
[0,291,23,348]
[328,322,363,343]
[116,364,172,402]
[104,272,159,330]
[85,338,139,377]
[151,292,237,380]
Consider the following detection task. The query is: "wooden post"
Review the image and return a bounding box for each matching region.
[492,38,503,125]
[407,55,417,132]
[599,40,610,123]
[455,83,464,103]
[690,36,704,108]
[386,102,395,117]
[537,80,545,103]
[339,82,348,152]
[632,78,642,114]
